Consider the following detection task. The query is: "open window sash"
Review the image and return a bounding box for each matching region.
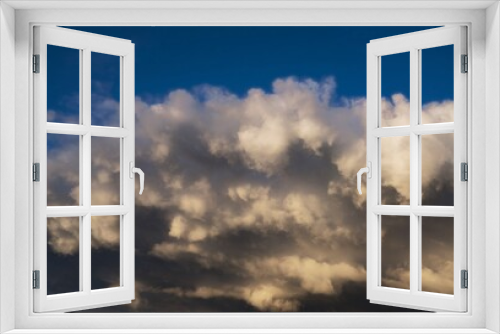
[33,26,136,313]
[365,26,467,312]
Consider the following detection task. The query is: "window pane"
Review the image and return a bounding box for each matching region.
[47,217,80,295]
[421,133,454,206]
[421,45,454,124]
[47,134,80,206]
[91,137,121,205]
[91,216,121,290]
[421,217,454,294]
[381,52,410,127]
[91,52,120,127]
[381,215,410,290]
[381,136,410,205]
[47,45,80,124]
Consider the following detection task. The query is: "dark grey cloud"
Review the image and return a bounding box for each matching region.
[45,77,454,312]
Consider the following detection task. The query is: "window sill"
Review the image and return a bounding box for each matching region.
[4,330,498,334]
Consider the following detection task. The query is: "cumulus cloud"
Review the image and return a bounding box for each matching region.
[47,77,455,311]
[242,285,300,311]
[48,217,80,255]
[47,215,120,256]
[422,262,454,295]
[245,256,365,295]
[46,135,80,206]
[162,284,300,312]
[91,215,121,249]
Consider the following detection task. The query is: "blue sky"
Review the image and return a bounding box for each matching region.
[48,26,453,118]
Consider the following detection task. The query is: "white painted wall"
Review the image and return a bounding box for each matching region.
[486,2,500,333]
[0,2,494,332]
[0,2,16,333]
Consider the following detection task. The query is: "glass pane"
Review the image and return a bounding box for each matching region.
[381,52,410,127]
[91,216,121,290]
[47,45,80,124]
[381,136,410,205]
[421,133,454,206]
[47,134,80,206]
[421,45,454,124]
[91,52,120,127]
[47,217,80,295]
[381,215,410,290]
[91,137,121,205]
[421,217,454,294]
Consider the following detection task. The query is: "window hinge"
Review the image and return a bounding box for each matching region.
[461,54,468,73]
[461,270,468,289]
[33,163,40,182]
[33,270,40,289]
[33,54,40,73]
[461,162,468,181]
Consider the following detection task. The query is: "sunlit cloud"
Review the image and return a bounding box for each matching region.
[47,77,454,311]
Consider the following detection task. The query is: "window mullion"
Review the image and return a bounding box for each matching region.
[78,48,85,293]
[409,48,420,294]
[82,48,92,294]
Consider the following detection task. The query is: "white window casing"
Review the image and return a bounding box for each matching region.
[0,2,496,333]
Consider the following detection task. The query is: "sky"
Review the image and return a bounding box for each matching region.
[48,26,453,112]
[45,26,455,312]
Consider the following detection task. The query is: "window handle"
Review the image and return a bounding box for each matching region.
[129,162,145,195]
[357,162,371,195]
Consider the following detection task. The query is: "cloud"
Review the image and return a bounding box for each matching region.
[91,215,121,249]
[48,77,455,312]
[145,255,365,311]
[162,284,300,312]
[245,256,365,295]
[47,215,120,255]
[422,261,454,295]
[381,267,411,290]
[48,217,80,255]
[46,135,80,206]
[242,285,300,311]
[137,78,336,176]
[151,241,202,260]
[168,216,209,242]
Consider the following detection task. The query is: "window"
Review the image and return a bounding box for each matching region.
[363,26,467,312]
[3,2,495,332]
[32,24,467,315]
[33,26,139,312]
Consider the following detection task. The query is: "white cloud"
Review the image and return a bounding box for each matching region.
[168,215,209,242]
[47,217,80,255]
[245,256,365,295]
[422,261,454,295]
[48,77,455,309]
[47,215,120,255]
[151,242,202,260]
[91,215,120,249]
[242,284,300,311]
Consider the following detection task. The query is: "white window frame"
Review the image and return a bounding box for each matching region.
[33,26,136,313]
[366,26,468,312]
[0,1,499,333]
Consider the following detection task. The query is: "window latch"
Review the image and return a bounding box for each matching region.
[357,162,372,195]
[129,162,145,195]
